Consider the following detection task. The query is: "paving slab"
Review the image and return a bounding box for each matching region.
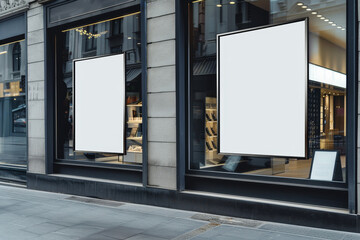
[0,184,358,239]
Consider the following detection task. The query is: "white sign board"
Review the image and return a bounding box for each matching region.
[74,54,125,154]
[310,151,338,181]
[217,20,307,158]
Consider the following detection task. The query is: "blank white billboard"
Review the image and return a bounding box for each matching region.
[74,54,125,154]
[218,20,307,158]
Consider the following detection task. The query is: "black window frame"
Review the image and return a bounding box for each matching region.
[176,0,358,212]
[44,0,148,185]
[12,42,21,72]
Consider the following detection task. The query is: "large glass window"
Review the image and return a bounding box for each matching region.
[57,12,142,165]
[0,39,27,167]
[189,0,346,182]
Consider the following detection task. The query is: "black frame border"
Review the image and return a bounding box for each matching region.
[179,0,357,211]
[44,0,145,181]
[72,53,127,156]
[216,18,309,159]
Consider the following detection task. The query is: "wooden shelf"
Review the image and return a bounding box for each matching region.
[127,137,142,141]
[127,104,142,107]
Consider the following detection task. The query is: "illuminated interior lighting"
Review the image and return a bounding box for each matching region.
[229,1,235,4]
[324,19,329,22]
[332,24,336,26]
[216,4,222,7]
[0,51,7,55]
[306,8,311,11]
[192,0,203,3]
[341,28,345,30]
[301,5,307,8]
[337,26,341,29]
[297,2,303,6]
[329,21,333,24]
[317,15,322,17]
[320,17,325,20]
[128,37,132,40]
[62,11,140,33]
[311,12,317,15]
[0,39,24,48]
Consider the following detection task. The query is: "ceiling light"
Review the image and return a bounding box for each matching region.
[341,28,345,30]
[306,8,311,11]
[312,12,317,15]
[329,21,333,24]
[0,51,7,55]
[128,37,132,39]
[302,5,307,8]
[317,14,322,17]
[216,4,222,7]
[297,2,303,6]
[320,17,325,20]
[332,24,336,26]
[337,26,341,29]
[324,19,329,22]
[229,1,235,4]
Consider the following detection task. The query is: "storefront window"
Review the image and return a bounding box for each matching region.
[0,39,27,167]
[57,12,142,165]
[189,0,346,181]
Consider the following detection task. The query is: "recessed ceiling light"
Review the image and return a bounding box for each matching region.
[324,19,329,22]
[229,1,235,4]
[306,8,311,11]
[216,4,222,7]
[320,17,325,20]
[312,12,317,15]
[332,24,336,26]
[128,37,132,39]
[337,26,341,29]
[341,28,345,30]
[302,5,307,8]
[329,21,333,24]
[317,15,322,17]
[297,2,303,6]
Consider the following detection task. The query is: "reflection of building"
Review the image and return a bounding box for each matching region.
[0,40,26,138]
[0,0,359,233]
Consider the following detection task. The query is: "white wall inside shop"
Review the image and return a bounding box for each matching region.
[147,0,177,189]
[27,1,46,174]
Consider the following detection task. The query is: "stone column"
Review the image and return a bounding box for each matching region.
[27,1,46,174]
[146,0,177,189]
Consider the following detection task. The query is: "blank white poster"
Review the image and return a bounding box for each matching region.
[310,151,337,181]
[74,54,125,154]
[218,20,307,158]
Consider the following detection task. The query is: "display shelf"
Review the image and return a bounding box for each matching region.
[127,137,142,141]
[127,120,142,124]
[127,104,142,107]
[204,97,221,165]
[127,150,142,153]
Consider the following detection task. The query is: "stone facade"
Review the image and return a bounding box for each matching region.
[27,1,46,174]
[0,0,29,18]
[146,0,177,189]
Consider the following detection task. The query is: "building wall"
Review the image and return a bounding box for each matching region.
[27,1,46,174]
[146,0,177,189]
[358,0,360,214]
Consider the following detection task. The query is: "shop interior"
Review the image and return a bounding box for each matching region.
[190,0,346,181]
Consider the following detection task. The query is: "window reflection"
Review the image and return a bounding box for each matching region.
[57,13,142,165]
[0,40,27,167]
[190,0,346,181]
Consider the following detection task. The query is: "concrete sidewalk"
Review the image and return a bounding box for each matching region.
[0,185,359,240]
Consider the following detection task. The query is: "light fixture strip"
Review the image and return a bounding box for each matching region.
[297,2,345,31]
[0,39,25,48]
[62,11,141,33]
